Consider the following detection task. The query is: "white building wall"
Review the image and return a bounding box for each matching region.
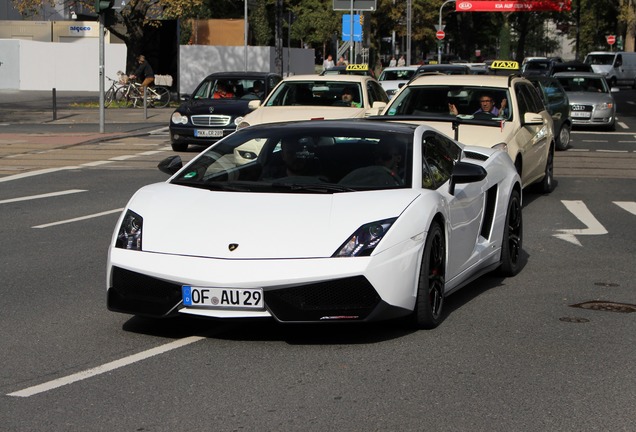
[0,38,315,91]
[0,39,126,90]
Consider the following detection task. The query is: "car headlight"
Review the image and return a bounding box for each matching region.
[492,142,508,153]
[595,102,614,110]
[333,218,397,257]
[234,116,244,126]
[115,210,143,251]
[236,150,258,160]
[171,112,188,125]
[237,120,250,130]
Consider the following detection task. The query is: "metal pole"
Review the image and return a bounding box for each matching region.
[244,0,248,71]
[99,13,105,133]
[438,0,455,65]
[350,0,354,64]
[406,0,411,65]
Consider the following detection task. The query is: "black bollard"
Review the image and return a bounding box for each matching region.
[52,88,57,121]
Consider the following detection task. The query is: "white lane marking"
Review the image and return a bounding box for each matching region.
[618,121,629,129]
[597,149,629,153]
[554,200,608,246]
[82,160,113,167]
[32,208,124,228]
[109,155,137,161]
[0,166,80,183]
[581,140,609,143]
[7,336,205,398]
[0,189,86,204]
[614,201,636,216]
[566,148,590,152]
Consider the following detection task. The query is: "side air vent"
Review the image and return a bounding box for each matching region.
[480,184,498,239]
[464,150,489,161]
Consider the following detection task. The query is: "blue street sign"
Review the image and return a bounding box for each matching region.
[342,14,362,42]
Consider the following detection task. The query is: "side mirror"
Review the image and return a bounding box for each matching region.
[248,100,262,111]
[158,155,183,175]
[522,112,544,125]
[449,161,487,195]
[367,101,387,116]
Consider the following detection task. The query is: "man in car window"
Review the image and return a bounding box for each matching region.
[449,92,507,116]
[341,87,362,108]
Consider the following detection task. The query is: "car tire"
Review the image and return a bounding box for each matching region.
[556,124,571,150]
[538,146,554,194]
[497,189,523,277]
[411,220,445,329]
[171,142,188,152]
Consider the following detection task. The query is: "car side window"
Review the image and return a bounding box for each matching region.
[371,81,389,103]
[421,132,459,189]
[516,84,542,116]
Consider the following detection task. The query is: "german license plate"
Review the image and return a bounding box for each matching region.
[571,112,591,118]
[182,286,264,310]
[195,129,223,137]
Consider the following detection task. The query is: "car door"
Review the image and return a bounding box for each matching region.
[513,82,550,185]
[422,132,485,284]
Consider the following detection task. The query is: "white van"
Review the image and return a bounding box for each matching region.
[584,51,636,88]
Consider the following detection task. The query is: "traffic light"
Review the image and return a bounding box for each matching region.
[95,0,114,14]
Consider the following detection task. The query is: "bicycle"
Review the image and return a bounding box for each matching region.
[104,71,128,108]
[114,80,171,108]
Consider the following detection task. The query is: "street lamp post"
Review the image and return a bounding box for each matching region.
[438,0,456,64]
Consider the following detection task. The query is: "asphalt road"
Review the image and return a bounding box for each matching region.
[0,90,635,431]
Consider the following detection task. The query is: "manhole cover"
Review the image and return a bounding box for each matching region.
[570,301,636,313]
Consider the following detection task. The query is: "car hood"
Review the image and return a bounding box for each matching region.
[566,92,614,105]
[176,98,252,117]
[126,183,420,259]
[242,106,366,125]
[393,120,514,148]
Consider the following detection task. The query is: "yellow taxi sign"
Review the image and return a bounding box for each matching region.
[346,63,370,71]
[490,60,520,70]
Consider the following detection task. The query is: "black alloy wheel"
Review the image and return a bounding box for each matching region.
[412,221,446,329]
[498,189,523,276]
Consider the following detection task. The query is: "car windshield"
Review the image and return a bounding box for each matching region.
[266,81,363,107]
[192,78,266,100]
[170,125,413,192]
[379,69,416,81]
[384,85,512,120]
[584,54,615,66]
[555,76,609,93]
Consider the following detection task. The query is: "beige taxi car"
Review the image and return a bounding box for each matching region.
[233,74,389,163]
[381,72,555,193]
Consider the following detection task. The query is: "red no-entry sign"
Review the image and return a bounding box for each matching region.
[607,35,616,45]
[436,30,445,40]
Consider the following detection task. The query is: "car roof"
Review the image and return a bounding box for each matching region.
[279,74,376,83]
[406,74,517,88]
[247,118,420,134]
[553,72,605,78]
[203,71,281,80]
[381,66,419,72]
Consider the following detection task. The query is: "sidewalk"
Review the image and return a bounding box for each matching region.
[0,104,173,152]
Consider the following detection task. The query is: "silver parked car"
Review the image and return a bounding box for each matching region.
[553,72,618,131]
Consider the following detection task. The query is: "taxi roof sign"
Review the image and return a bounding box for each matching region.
[346,63,370,71]
[490,60,520,70]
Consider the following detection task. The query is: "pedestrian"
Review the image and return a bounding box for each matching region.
[397,55,406,67]
[389,56,397,67]
[323,54,335,72]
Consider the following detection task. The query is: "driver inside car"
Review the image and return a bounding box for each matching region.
[449,92,508,117]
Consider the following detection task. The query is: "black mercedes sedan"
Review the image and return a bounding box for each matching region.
[169,71,282,151]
